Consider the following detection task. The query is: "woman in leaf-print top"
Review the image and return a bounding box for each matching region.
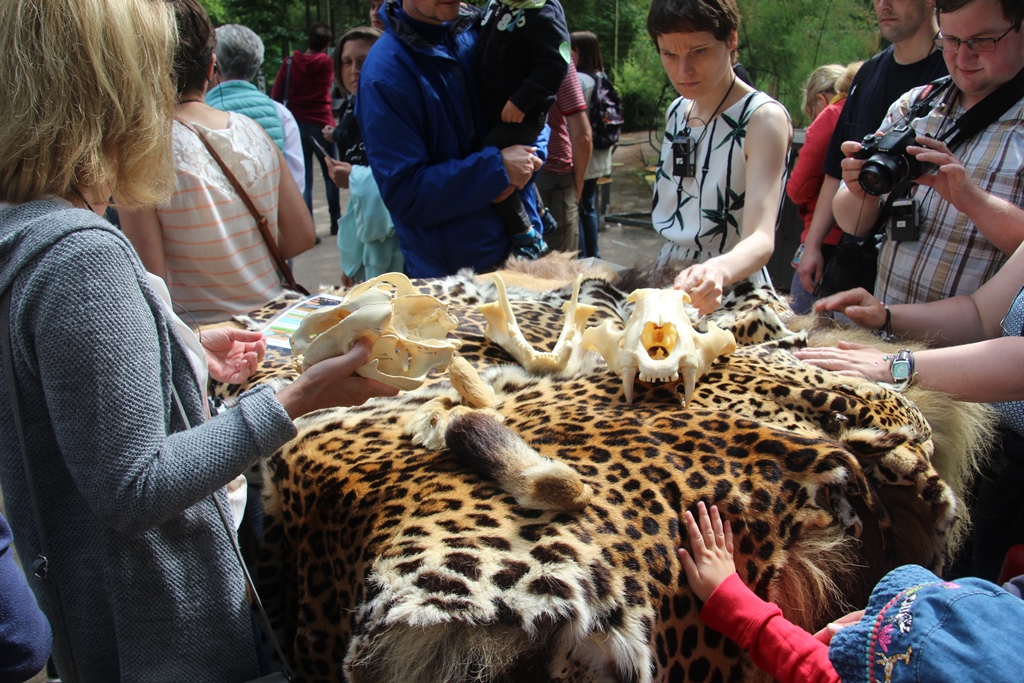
[647,0,792,315]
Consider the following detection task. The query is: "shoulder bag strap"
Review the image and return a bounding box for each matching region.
[283,57,292,109]
[170,387,294,681]
[176,120,308,295]
[1,288,81,683]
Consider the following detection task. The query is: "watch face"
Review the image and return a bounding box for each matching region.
[892,360,911,381]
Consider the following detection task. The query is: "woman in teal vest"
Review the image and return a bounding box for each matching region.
[208,24,306,196]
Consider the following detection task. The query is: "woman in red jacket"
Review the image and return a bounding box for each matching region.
[786,62,862,313]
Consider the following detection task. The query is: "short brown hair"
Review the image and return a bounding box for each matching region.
[647,0,740,43]
[571,31,605,74]
[0,0,177,207]
[307,22,333,52]
[936,0,1024,29]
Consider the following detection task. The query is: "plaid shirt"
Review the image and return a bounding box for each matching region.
[544,60,587,175]
[874,84,1024,305]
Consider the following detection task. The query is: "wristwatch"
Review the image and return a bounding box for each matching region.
[887,348,915,392]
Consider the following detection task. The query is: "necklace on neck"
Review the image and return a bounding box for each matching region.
[686,74,738,129]
[176,98,205,106]
[70,185,95,214]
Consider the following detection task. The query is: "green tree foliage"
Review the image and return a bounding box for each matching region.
[617,40,673,133]
[737,0,878,126]
[198,0,884,130]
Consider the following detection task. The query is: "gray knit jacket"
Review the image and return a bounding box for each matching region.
[0,200,297,682]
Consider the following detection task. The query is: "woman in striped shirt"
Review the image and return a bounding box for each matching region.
[121,1,315,324]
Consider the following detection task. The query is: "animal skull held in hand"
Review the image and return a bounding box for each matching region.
[290,273,462,391]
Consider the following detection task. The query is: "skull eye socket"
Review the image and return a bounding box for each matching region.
[641,322,678,360]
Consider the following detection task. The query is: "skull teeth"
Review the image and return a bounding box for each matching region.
[638,372,680,383]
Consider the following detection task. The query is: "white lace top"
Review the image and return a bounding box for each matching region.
[157,114,284,324]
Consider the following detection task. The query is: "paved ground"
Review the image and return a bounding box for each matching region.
[292,130,671,290]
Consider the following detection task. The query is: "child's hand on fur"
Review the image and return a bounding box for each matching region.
[678,501,736,602]
[501,100,525,123]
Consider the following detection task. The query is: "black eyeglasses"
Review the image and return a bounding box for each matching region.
[933,24,1018,52]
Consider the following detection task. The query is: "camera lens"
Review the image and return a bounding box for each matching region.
[859,155,904,196]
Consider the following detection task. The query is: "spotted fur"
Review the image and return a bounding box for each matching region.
[222,271,995,683]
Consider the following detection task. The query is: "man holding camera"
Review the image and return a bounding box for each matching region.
[833,0,1024,306]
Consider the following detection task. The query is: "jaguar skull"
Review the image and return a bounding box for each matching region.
[581,288,736,406]
[290,273,462,391]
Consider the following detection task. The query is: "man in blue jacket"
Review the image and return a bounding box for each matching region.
[358,0,547,277]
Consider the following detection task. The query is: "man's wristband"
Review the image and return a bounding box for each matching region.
[877,305,896,342]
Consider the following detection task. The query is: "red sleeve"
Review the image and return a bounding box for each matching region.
[785,102,843,206]
[555,62,587,117]
[699,574,841,683]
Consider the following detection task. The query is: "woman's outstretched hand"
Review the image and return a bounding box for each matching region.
[812,287,886,330]
[793,340,892,382]
[674,263,726,315]
[201,327,267,384]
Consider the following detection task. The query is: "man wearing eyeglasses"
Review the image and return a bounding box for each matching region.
[833,0,1024,307]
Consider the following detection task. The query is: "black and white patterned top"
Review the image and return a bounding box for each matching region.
[652,90,784,272]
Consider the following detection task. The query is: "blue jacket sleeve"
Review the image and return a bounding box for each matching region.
[358,73,511,229]
[0,514,51,683]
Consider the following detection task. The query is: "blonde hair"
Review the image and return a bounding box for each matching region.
[0,0,178,208]
[800,63,845,121]
[833,60,864,102]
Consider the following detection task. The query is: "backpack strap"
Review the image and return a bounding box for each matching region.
[282,56,293,109]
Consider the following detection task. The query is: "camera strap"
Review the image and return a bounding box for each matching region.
[864,178,914,240]
[904,76,954,123]
[937,65,1024,152]
[854,78,951,239]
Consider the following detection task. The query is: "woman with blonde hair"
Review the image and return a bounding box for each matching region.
[120,0,316,324]
[0,1,395,680]
[787,60,863,313]
[799,63,845,123]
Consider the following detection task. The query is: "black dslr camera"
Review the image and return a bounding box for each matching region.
[855,125,932,196]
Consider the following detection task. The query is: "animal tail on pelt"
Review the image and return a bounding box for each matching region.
[445,412,592,512]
